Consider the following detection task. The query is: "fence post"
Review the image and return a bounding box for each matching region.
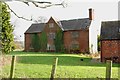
[50,57,58,80]
[106,60,112,80]
[10,56,16,80]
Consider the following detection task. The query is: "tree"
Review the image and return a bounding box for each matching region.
[54,30,64,52]
[0,2,15,54]
[97,35,101,51]
[3,0,67,21]
[31,33,40,52]
[34,16,47,23]
[40,32,47,51]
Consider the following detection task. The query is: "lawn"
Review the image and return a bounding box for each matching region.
[1,51,120,79]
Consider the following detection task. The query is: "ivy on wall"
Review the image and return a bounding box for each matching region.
[40,32,47,51]
[54,30,64,52]
[31,30,64,52]
[31,33,40,52]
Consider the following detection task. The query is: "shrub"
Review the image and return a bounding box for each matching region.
[97,35,101,51]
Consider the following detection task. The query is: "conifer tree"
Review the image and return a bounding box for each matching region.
[0,2,14,54]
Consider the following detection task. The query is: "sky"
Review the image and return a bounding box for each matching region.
[7,0,119,41]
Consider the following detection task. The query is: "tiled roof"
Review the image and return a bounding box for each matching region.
[61,18,91,31]
[25,23,45,33]
[25,18,91,33]
[101,21,120,40]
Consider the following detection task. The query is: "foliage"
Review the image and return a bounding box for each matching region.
[54,30,64,52]
[0,2,14,54]
[31,33,40,52]
[40,32,47,51]
[97,35,101,51]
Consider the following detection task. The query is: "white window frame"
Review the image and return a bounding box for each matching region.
[48,33,55,39]
[49,23,54,28]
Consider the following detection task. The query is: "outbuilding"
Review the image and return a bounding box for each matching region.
[100,21,120,63]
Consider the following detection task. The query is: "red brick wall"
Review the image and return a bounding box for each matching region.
[63,31,72,51]
[25,17,61,52]
[63,30,89,53]
[101,40,120,63]
[24,33,41,51]
[25,33,31,51]
[79,30,89,53]
[25,17,89,53]
[43,17,61,50]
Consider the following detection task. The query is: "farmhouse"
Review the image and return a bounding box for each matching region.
[24,8,98,53]
[100,21,120,63]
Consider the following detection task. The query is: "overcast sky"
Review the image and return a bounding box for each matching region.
[7,0,119,41]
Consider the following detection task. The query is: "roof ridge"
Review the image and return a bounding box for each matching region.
[32,23,45,24]
[60,18,89,22]
[25,17,92,33]
[102,20,120,23]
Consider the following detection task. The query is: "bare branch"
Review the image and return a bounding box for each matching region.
[32,2,39,7]
[23,2,29,6]
[3,2,33,21]
[4,0,67,8]
[3,0,67,21]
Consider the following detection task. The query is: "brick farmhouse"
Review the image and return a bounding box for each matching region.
[24,8,98,53]
[101,21,120,63]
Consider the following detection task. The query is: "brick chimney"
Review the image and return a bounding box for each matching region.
[89,8,94,20]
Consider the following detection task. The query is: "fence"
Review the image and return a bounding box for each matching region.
[9,56,113,80]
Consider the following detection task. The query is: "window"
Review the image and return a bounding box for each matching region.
[71,31,79,38]
[71,44,79,49]
[48,33,55,39]
[119,28,120,32]
[49,23,54,28]
[71,41,79,49]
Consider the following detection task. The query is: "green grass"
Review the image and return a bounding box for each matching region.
[2,51,120,78]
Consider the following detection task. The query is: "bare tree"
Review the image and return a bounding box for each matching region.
[2,0,67,21]
[34,16,47,23]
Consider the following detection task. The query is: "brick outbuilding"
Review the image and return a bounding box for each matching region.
[100,21,120,63]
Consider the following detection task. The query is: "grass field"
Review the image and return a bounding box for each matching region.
[2,51,120,79]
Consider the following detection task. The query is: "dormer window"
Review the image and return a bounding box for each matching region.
[49,23,54,28]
